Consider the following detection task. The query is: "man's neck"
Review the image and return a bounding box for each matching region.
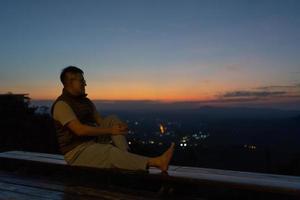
[63,88,79,96]
[63,88,86,98]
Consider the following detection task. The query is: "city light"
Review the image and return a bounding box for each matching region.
[180,143,188,147]
[159,123,166,134]
[244,144,257,150]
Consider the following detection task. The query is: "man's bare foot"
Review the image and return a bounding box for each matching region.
[148,142,175,172]
[159,142,175,171]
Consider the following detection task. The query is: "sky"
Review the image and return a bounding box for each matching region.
[1,0,300,109]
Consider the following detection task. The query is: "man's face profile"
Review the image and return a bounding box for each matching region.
[66,73,86,96]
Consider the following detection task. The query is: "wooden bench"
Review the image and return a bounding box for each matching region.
[0,151,300,199]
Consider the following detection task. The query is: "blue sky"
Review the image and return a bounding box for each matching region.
[0,0,300,109]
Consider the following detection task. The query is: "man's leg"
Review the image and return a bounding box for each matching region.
[111,135,130,151]
[97,115,130,151]
[70,142,149,171]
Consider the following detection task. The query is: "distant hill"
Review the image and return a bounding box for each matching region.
[293,115,300,121]
[32,100,300,120]
[191,106,300,119]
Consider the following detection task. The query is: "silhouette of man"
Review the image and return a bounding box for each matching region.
[51,66,174,171]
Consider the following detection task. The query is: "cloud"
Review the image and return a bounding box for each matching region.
[255,83,300,90]
[222,91,287,98]
[215,83,300,109]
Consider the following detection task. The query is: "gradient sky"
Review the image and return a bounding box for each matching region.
[0,0,300,108]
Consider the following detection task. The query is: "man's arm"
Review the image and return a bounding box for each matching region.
[93,109,104,126]
[66,119,127,136]
[53,101,127,137]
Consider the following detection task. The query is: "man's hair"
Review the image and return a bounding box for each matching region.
[60,66,84,85]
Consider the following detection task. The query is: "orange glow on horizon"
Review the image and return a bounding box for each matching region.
[6,89,236,103]
[1,72,249,102]
[5,82,299,107]
[84,84,217,102]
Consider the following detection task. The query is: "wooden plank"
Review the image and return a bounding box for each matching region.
[0,153,66,164]
[0,171,67,191]
[0,171,160,200]
[1,151,300,197]
[163,166,300,184]
[0,188,101,200]
[0,181,66,200]
[3,151,65,160]
[0,181,146,200]
[0,189,46,200]
[0,184,99,200]
[150,166,300,195]
[173,166,300,181]
[163,170,300,194]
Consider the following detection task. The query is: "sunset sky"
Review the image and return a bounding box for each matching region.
[0,0,300,109]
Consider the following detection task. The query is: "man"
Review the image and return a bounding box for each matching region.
[51,66,174,172]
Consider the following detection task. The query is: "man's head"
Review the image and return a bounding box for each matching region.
[60,66,87,96]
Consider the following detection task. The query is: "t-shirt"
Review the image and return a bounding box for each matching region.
[53,100,101,127]
[53,101,76,126]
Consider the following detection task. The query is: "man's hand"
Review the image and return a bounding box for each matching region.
[117,121,128,130]
[111,123,128,135]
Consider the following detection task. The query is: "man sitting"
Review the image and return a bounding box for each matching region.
[51,66,175,172]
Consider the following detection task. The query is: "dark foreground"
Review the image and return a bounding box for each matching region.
[0,151,299,200]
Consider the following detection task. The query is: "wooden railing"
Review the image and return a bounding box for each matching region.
[0,151,299,199]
